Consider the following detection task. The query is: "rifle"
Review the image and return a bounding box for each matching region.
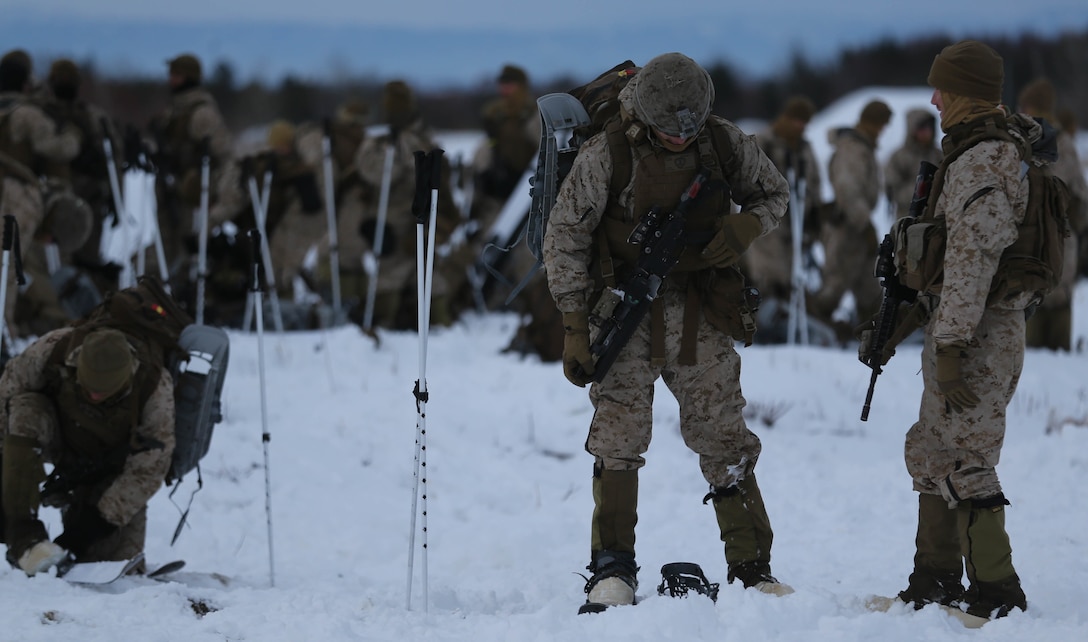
[578,168,711,383]
[860,160,938,421]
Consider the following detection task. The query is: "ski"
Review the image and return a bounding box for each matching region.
[147,559,187,579]
[59,553,145,585]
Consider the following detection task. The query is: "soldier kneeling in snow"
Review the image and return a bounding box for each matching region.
[0,327,175,576]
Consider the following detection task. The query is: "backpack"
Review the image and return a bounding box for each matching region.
[893,116,1070,308]
[65,275,229,486]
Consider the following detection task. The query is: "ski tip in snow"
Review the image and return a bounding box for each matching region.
[59,553,145,585]
[864,594,992,628]
[147,560,187,579]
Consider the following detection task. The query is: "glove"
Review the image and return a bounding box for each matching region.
[855,320,892,367]
[701,213,762,268]
[54,506,118,558]
[935,342,980,413]
[561,310,595,387]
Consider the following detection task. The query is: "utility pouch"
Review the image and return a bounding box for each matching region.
[893,216,945,294]
[699,266,759,346]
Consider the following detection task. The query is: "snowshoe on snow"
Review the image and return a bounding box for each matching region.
[578,550,638,614]
[656,562,719,602]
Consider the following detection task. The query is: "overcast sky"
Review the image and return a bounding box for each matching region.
[3,0,1086,86]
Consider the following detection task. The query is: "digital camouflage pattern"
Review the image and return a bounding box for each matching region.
[542,112,787,478]
[905,133,1030,503]
[0,327,175,538]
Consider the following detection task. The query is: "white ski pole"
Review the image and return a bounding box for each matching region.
[321,119,343,323]
[243,166,285,333]
[362,140,396,332]
[406,148,443,612]
[195,137,211,325]
[0,215,25,359]
[101,123,138,283]
[247,228,275,587]
[786,163,810,346]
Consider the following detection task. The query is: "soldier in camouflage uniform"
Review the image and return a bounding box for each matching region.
[297,100,372,317]
[745,96,822,305]
[884,108,942,219]
[148,54,237,288]
[893,40,1033,621]
[1,327,175,576]
[0,51,87,336]
[810,100,891,333]
[354,80,460,329]
[1018,78,1088,351]
[543,53,791,608]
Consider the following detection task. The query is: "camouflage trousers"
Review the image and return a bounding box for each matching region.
[586,284,762,489]
[905,308,1025,503]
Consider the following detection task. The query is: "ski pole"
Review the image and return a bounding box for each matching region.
[243,165,285,333]
[362,140,396,332]
[195,137,211,325]
[101,119,139,283]
[406,148,443,612]
[248,228,275,587]
[786,164,810,346]
[321,119,343,324]
[0,214,26,360]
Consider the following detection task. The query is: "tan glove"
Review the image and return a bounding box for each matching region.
[701,213,762,268]
[562,310,595,387]
[935,342,980,413]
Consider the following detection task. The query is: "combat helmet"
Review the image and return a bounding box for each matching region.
[623,52,715,140]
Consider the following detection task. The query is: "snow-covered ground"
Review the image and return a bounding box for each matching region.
[3,91,1087,642]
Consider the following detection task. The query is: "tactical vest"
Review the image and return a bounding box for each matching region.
[596,117,734,274]
[160,95,211,176]
[591,117,755,363]
[894,113,1068,309]
[44,334,161,478]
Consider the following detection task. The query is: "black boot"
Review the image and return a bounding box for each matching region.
[898,493,965,608]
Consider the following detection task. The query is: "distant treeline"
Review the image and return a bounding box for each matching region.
[64,28,1088,135]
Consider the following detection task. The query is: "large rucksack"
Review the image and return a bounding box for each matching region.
[65,275,230,486]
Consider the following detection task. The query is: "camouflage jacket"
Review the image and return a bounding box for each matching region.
[0,90,81,174]
[929,122,1031,346]
[827,126,881,230]
[543,115,788,313]
[0,328,175,527]
[151,87,233,177]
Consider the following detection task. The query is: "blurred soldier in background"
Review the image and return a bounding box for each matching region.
[884,108,942,219]
[1018,78,1088,351]
[354,80,460,329]
[0,50,88,338]
[299,99,372,320]
[810,100,891,337]
[147,53,238,294]
[745,96,822,330]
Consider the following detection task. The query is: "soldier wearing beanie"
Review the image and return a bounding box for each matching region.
[885,39,1032,621]
[1018,77,1088,351]
[0,323,177,576]
[809,99,892,336]
[745,96,823,321]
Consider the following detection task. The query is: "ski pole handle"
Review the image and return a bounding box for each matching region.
[247,229,265,293]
